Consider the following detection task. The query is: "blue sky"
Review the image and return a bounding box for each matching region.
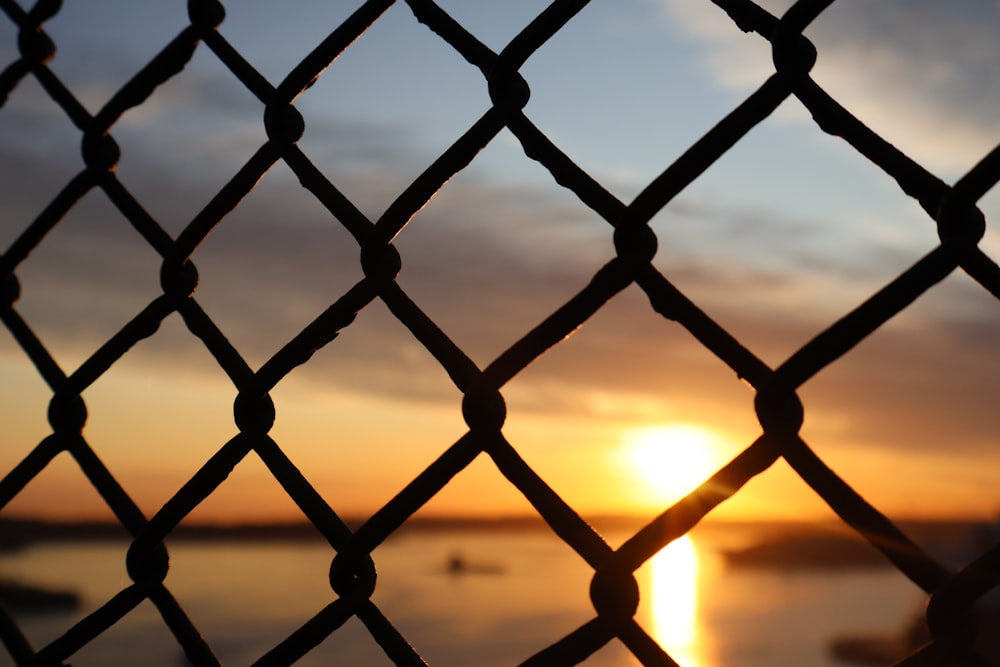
[1,0,999,519]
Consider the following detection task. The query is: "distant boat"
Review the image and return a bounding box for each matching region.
[444,552,504,576]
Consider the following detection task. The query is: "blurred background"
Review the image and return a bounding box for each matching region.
[1,1,998,665]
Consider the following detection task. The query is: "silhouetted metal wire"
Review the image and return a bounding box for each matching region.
[0,0,998,665]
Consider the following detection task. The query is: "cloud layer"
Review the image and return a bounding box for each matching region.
[659,0,1000,172]
[1,0,997,481]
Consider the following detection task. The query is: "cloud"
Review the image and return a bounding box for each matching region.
[7,134,998,463]
[797,304,1000,458]
[2,5,997,471]
[658,0,1000,172]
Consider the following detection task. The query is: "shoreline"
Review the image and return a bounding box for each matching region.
[1,515,989,560]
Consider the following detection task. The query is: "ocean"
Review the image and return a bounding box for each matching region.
[0,528,922,666]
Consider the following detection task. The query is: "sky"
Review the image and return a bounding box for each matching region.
[0,0,998,524]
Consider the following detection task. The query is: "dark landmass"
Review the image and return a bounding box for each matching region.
[0,580,79,614]
[723,533,891,570]
[722,520,995,571]
[0,517,327,550]
[0,515,648,550]
[1,516,993,572]
[830,606,1000,665]
[830,633,918,666]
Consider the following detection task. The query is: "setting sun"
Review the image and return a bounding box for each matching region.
[619,424,727,507]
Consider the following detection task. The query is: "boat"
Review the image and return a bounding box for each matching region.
[444,552,504,576]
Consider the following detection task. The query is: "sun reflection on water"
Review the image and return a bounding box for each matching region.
[648,535,703,667]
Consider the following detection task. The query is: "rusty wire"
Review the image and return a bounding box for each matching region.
[0,0,999,665]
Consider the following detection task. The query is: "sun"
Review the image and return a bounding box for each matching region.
[619,424,724,506]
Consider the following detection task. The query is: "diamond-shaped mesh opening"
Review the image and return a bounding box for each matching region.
[648,112,940,362]
[39,1,190,115]
[63,599,187,667]
[498,289,760,517]
[393,164,611,363]
[374,508,601,665]
[295,3,490,208]
[805,1,1000,176]
[264,384,467,518]
[9,190,162,372]
[80,322,237,518]
[520,3,746,200]
[189,165,365,370]
[0,82,81,240]
[110,47,267,235]
[163,529,335,662]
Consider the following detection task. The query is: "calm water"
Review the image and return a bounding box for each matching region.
[0,530,921,666]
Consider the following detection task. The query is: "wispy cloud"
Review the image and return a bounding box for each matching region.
[658,0,1000,171]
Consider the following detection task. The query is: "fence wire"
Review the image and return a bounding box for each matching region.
[1,0,999,665]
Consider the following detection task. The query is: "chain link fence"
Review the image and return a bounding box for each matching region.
[1,0,999,665]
